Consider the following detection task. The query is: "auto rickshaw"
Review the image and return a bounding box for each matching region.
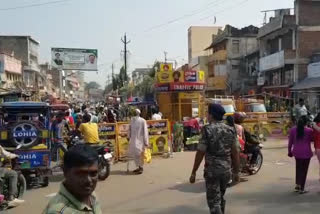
[0,102,52,187]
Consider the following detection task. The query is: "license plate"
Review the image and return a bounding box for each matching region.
[104,153,112,159]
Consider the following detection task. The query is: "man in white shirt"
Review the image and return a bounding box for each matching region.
[152,108,162,120]
[293,99,308,122]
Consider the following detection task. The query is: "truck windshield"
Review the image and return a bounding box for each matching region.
[223,104,235,113]
[251,104,267,113]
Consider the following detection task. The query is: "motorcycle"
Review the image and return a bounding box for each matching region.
[0,158,26,210]
[239,143,264,175]
[229,134,264,186]
[65,134,114,181]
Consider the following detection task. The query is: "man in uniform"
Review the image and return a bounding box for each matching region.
[190,104,240,214]
[43,144,102,213]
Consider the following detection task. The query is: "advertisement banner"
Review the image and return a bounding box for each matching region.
[184,69,197,82]
[149,135,169,154]
[99,123,116,136]
[51,48,98,71]
[157,63,173,83]
[172,70,184,83]
[117,123,130,159]
[147,120,168,133]
[198,70,205,83]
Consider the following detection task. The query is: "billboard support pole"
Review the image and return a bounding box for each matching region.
[59,69,63,99]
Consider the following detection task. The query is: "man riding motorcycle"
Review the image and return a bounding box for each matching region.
[234,113,260,172]
[79,114,100,144]
[0,145,25,207]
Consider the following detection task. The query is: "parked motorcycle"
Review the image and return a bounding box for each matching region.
[0,158,26,210]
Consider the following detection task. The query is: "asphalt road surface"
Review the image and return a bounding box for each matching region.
[6,138,320,214]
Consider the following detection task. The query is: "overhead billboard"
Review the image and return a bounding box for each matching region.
[51,48,98,71]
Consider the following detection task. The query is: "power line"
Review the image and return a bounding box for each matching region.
[200,0,251,21]
[0,0,74,11]
[143,0,229,32]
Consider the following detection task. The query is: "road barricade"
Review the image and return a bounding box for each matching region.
[99,120,170,161]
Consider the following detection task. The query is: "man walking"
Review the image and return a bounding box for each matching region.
[43,144,102,213]
[128,109,149,174]
[190,104,240,214]
[293,98,308,123]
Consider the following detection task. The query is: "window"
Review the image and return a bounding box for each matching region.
[232,65,239,70]
[232,40,240,54]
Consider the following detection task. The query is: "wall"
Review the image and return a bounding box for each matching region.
[188,26,221,63]
[297,0,320,26]
[0,37,29,64]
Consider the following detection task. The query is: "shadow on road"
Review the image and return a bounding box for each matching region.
[231,181,320,213]
[148,205,208,214]
[169,181,206,193]
[110,170,141,176]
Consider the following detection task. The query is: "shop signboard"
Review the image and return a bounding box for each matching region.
[51,48,98,71]
[171,82,205,91]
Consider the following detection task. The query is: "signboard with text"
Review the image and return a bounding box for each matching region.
[51,48,98,71]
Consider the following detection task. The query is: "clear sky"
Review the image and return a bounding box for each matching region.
[0,0,294,87]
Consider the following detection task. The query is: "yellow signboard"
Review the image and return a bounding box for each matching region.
[160,63,173,72]
[207,76,227,90]
[149,135,169,154]
[158,63,174,83]
[198,70,205,83]
[179,92,200,100]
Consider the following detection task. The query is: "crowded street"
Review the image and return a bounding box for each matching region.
[1,0,320,213]
[5,138,320,214]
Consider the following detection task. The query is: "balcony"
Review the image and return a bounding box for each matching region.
[209,50,227,62]
[206,76,227,91]
[259,50,296,72]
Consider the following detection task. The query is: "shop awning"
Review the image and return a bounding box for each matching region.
[291,77,320,91]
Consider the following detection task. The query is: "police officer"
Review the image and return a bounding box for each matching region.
[190,104,240,214]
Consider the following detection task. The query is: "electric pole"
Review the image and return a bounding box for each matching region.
[164,51,168,63]
[121,33,131,79]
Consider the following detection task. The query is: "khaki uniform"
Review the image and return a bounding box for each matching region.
[198,122,237,214]
[43,184,102,214]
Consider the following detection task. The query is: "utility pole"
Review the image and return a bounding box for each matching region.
[121,33,131,79]
[164,51,168,63]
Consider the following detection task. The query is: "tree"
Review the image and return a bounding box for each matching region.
[85,81,101,90]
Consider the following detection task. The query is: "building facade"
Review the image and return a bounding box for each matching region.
[206,25,259,97]
[188,26,221,64]
[0,53,23,89]
[0,36,40,90]
[259,0,320,110]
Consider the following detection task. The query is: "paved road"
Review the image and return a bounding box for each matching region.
[6,138,320,214]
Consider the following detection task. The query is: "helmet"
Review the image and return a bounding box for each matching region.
[234,112,246,124]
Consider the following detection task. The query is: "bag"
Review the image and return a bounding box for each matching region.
[143,149,152,164]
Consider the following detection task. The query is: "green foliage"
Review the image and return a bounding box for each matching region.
[85,81,101,90]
